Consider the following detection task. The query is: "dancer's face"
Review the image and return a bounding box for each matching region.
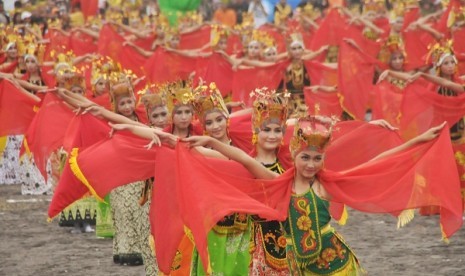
[116,96,136,117]
[294,148,324,180]
[257,122,283,151]
[25,56,39,73]
[390,52,404,71]
[204,111,228,141]
[440,56,457,77]
[172,105,193,130]
[150,106,169,128]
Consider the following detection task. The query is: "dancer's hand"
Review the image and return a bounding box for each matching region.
[369,119,398,131]
[182,136,213,148]
[412,122,447,144]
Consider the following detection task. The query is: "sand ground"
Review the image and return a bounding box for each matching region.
[0,184,464,276]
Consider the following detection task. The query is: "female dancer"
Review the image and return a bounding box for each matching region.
[183,116,445,275]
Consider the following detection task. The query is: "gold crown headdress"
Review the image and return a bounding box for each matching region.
[47,18,63,29]
[210,25,229,47]
[87,15,103,30]
[54,51,76,76]
[108,72,135,111]
[245,30,275,49]
[165,81,194,114]
[289,116,337,156]
[64,73,86,93]
[287,32,304,49]
[298,3,320,20]
[363,0,386,14]
[139,85,168,123]
[4,33,25,54]
[251,88,289,143]
[91,57,121,86]
[426,40,456,68]
[378,35,406,64]
[192,82,229,126]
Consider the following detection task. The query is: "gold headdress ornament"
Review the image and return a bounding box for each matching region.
[139,84,168,115]
[24,42,46,64]
[64,73,86,93]
[246,30,275,49]
[447,6,465,28]
[298,3,320,21]
[155,13,170,29]
[106,9,124,24]
[108,72,135,111]
[210,25,229,47]
[250,87,289,144]
[389,0,418,20]
[87,15,103,30]
[126,9,141,24]
[91,57,121,86]
[165,81,195,114]
[363,0,386,14]
[47,18,63,29]
[192,82,229,126]
[54,51,77,76]
[239,12,255,29]
[289,116,337,156]
[4,33,25,54]
[287,32,304,49]
[426,40,457,69]
[378,35,406,64]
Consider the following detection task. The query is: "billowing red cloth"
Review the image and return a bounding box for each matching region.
[305,61,338,86]
[43,29,70,62]
[304,88,342,118]
[309,8,347,51]
[228,111,253,153]
[452,27,465,75]
[179,26,212,50]
[198,53,233,97]
[0,79,40,136]
[152,144,294,273]
[403,29,435,70]
[144,48,198,84]
[399,80,465,140]
[226,33,243,56]
[371,81,404,127]
[80,0,98,18]
[0,60,18,73]
[87,93,112,111]
[23,93,74,178]
[119,45,146,77]
[69,31,98,56]
[321,127,462,240]
[402,7,420,32]
[48,114,110,219]
[337,41,376,120]
[343,24,381,58]
[231,61,288,107]
[74,132,158,197]
[97,24,125,62]
[133,35,156,51]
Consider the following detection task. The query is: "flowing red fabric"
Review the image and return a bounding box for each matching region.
[321,127,462,239]
[338,41,376,120]
[48,114,110,219]
[74,132,158,197]
[0,79,40,136]
[69,31,98,56]
[152,144,294,274]
[228,111,253,153]
[43,29,70,62]
[399,80,465,140]
[80,0,98,18]
[97,24,125,62]
[371,81,404,127]
[343,24,381,58]
[23,93,74,178]
[304,88,342,118]
[179,26,212,50]
[144,48,198,84]
[305,61,338,86]
[231,61,288,107]
[0,60,18,73]
[134,35,156,51]
[402,7,420,32]
[403,29,435,70]
[119,45,146,77]
[87,93,112,111]
[198,53,233,97]
[309,8,347,51]
[226,33,243,56]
